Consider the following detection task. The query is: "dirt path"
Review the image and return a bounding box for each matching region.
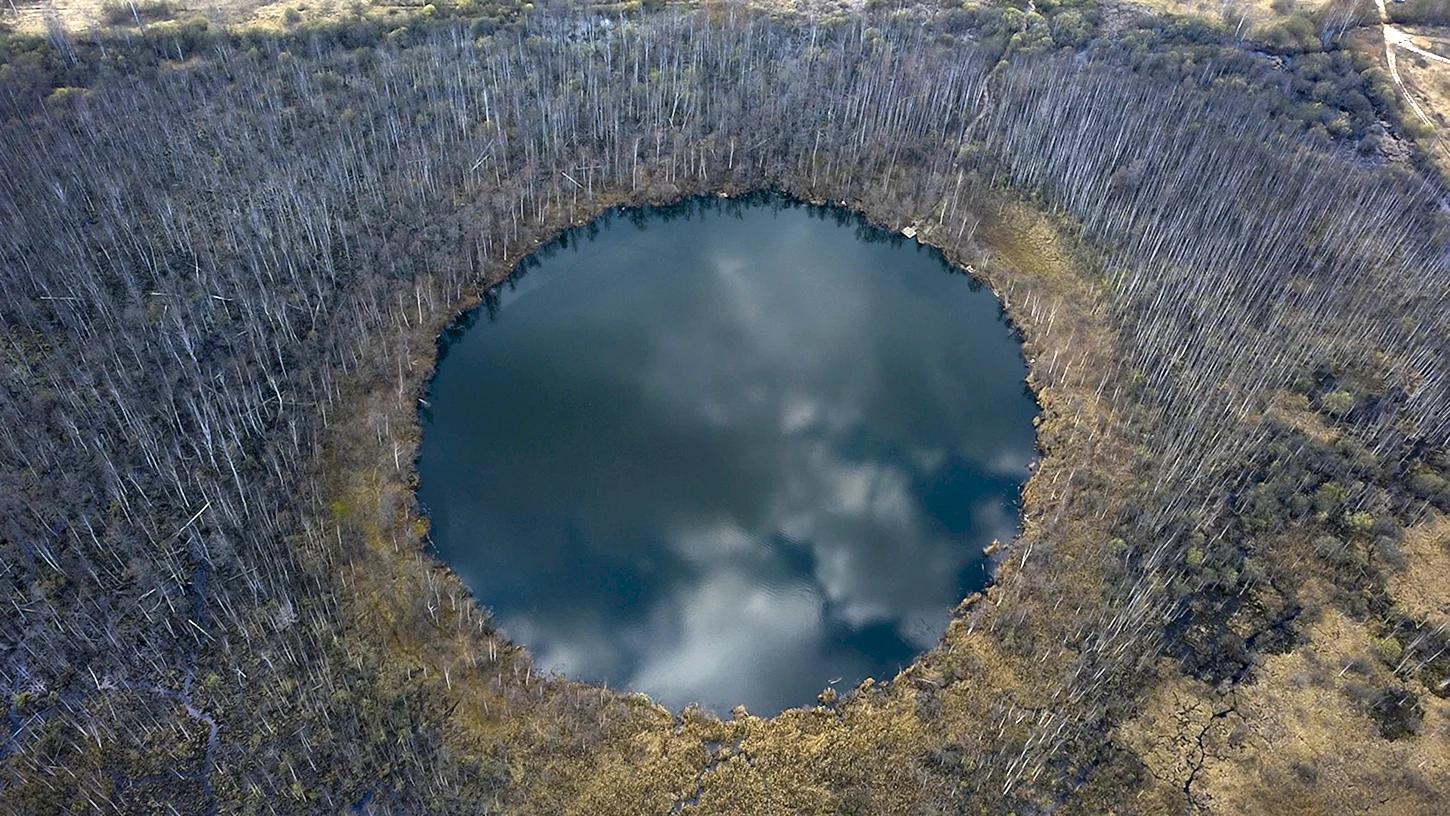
[1375,0,1443,129]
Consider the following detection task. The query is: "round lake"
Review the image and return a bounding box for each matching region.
[418,196,1038,716]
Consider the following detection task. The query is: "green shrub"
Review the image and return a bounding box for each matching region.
[1320,389,1354,417]
[1387,0,1450,25]
[1375,637,1403,666]
[1314,534,1355,567]
[100,0,178,27]
[1344,511,1374,535]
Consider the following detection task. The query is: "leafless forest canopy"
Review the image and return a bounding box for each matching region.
[2,4,1449,812]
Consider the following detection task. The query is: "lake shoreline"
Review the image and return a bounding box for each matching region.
[317,174,1138,811]
[416,192,1041,716]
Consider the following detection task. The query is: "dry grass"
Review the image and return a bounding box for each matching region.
[1117,579,1450,814]
[0,0,432,36]
[1390,512,1450,629]
[1126,0,1336,34]
[1268,390,1342,445]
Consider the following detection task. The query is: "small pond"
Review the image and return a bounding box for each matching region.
[418,195,1038,716]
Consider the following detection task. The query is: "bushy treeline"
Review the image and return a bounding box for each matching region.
[1386,0,1450,26]
[1,3,1447,812]
[0,0,1419,148]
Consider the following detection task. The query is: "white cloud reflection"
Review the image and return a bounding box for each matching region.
[629,571,825,711]
[421,202,1038,715]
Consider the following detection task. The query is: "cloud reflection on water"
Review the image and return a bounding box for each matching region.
[419,198,1037,715]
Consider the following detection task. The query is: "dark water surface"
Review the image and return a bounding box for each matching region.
[418,196,1038,715]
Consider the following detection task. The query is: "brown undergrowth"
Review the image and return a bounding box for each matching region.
[313,178,1152,813]
[1117,577,1450,814]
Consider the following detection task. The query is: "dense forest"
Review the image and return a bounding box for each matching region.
[2,0,1449,812]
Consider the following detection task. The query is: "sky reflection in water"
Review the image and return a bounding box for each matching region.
[418,197,1038,715]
